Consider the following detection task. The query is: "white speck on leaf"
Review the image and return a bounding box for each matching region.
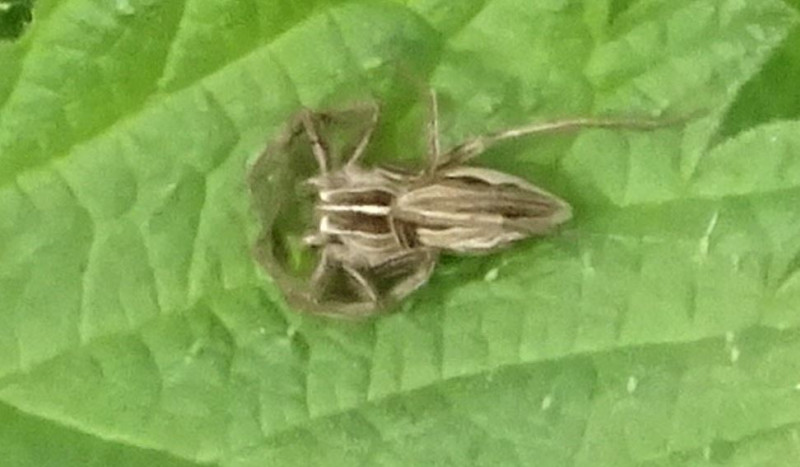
[185,341,203,363]
[730,346,740,363]
[731,254,741,271]
[115,0,135,15]
[627,376,638,394]
[581,251,595,275]
[484,267,499,282]
[362,56,383,71]
[189,340,203,356]
[725,331,735,344]
[697,211,719,259]
[541,395,553,411]
[703,445,712,460]
[746,25,766,42]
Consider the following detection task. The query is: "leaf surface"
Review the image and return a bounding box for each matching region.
[0,0,799,465]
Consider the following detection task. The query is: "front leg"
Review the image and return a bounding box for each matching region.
[425,89,442,174]
[298,109,331,174]
[437,114,693,168]
[294,101,379,174]
[344,101,380,167]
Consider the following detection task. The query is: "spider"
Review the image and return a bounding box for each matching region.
[249,90,687,318]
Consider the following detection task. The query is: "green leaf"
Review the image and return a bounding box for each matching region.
[0,401,201,467]
[0,0,33,40]
[0,0,799,465]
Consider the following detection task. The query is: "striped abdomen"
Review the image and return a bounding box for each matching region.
[394,166,572,253]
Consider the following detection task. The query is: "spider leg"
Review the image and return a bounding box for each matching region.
[425,89,442,174]
[299,109,330,174]
[369,247,439,303]
[309,244,380,305]
[341,263,379,304]
[344,101,380,167]
[439,115,690,167]
[386,249,438,302]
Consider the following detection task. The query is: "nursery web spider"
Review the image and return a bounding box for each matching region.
[249,90,686,318]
